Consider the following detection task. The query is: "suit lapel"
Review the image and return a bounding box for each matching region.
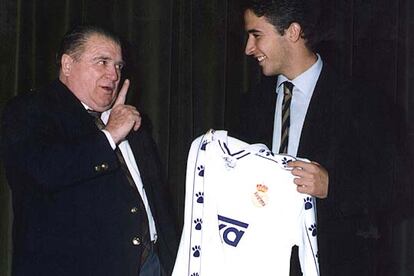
[297,67,335,162]
[126,129,160,215]
[49,80,99,137]
[50,80,144,200]
[254,76,278,147]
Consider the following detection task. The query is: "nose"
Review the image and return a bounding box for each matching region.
[106,65,120,81]
[244,36,255,56]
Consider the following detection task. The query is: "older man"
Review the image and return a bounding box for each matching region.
[1,25,177,276]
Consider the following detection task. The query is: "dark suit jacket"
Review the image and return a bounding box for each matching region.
[230,65,393,276]
[1,80,178,276]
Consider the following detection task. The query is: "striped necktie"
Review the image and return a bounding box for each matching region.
[87,110,152,264]
[276,84,303,274]
[278,81,294,154]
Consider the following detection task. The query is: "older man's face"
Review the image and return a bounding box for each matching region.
[61,34,124,112]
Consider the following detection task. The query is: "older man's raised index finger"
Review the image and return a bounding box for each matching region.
[113,79,130,106]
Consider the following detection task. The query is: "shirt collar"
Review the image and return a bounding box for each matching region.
[276,53,323,98]
[81,102,111,122]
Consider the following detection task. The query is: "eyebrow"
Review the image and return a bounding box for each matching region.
[247,29,262,34]
[93,55,112,61]
[93,55,125,66]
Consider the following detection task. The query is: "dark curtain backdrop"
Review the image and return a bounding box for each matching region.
[1,0,413,275]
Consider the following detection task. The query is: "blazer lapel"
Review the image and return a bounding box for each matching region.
[297,67,335,163]
[49,80,99,137]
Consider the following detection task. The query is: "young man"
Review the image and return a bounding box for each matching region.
[234,0,393,275]
[1,25,177,276]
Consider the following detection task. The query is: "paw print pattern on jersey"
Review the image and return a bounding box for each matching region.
[192,245,201,257]
[259,148,274,157]
[281,156,294,166]
[196,192,204,203]
[308,224,317,237]
[197,165,205,177]
[200,140,209,151]
[304,197,313,210]
[194,218,203,230]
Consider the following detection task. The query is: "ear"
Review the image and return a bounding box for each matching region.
[61,54,73,76]
[286,22,302,43]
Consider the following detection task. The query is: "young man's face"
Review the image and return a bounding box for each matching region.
[244,9,290,76]
[61,34,124,112]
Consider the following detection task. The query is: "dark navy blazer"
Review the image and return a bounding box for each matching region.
[1,80,178,276]
[230,65,393,276]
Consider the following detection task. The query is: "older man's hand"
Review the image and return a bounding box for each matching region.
[105,79,141,144]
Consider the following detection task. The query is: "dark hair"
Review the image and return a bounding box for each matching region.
[56,25,122,68]
[242,0,321,50]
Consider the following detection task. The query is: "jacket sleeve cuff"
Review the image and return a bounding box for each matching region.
[101,129,116,150]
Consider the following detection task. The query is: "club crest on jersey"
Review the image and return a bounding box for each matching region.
[252,183,269,207]
[218,215,249,247]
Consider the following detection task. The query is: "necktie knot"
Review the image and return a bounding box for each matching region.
[87,110,105,130]
[283,81,294,96]
[87,109,102,119]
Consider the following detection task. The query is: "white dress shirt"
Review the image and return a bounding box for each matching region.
[272,54,323,156]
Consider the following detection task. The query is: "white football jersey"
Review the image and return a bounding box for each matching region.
[173,130,319,276]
